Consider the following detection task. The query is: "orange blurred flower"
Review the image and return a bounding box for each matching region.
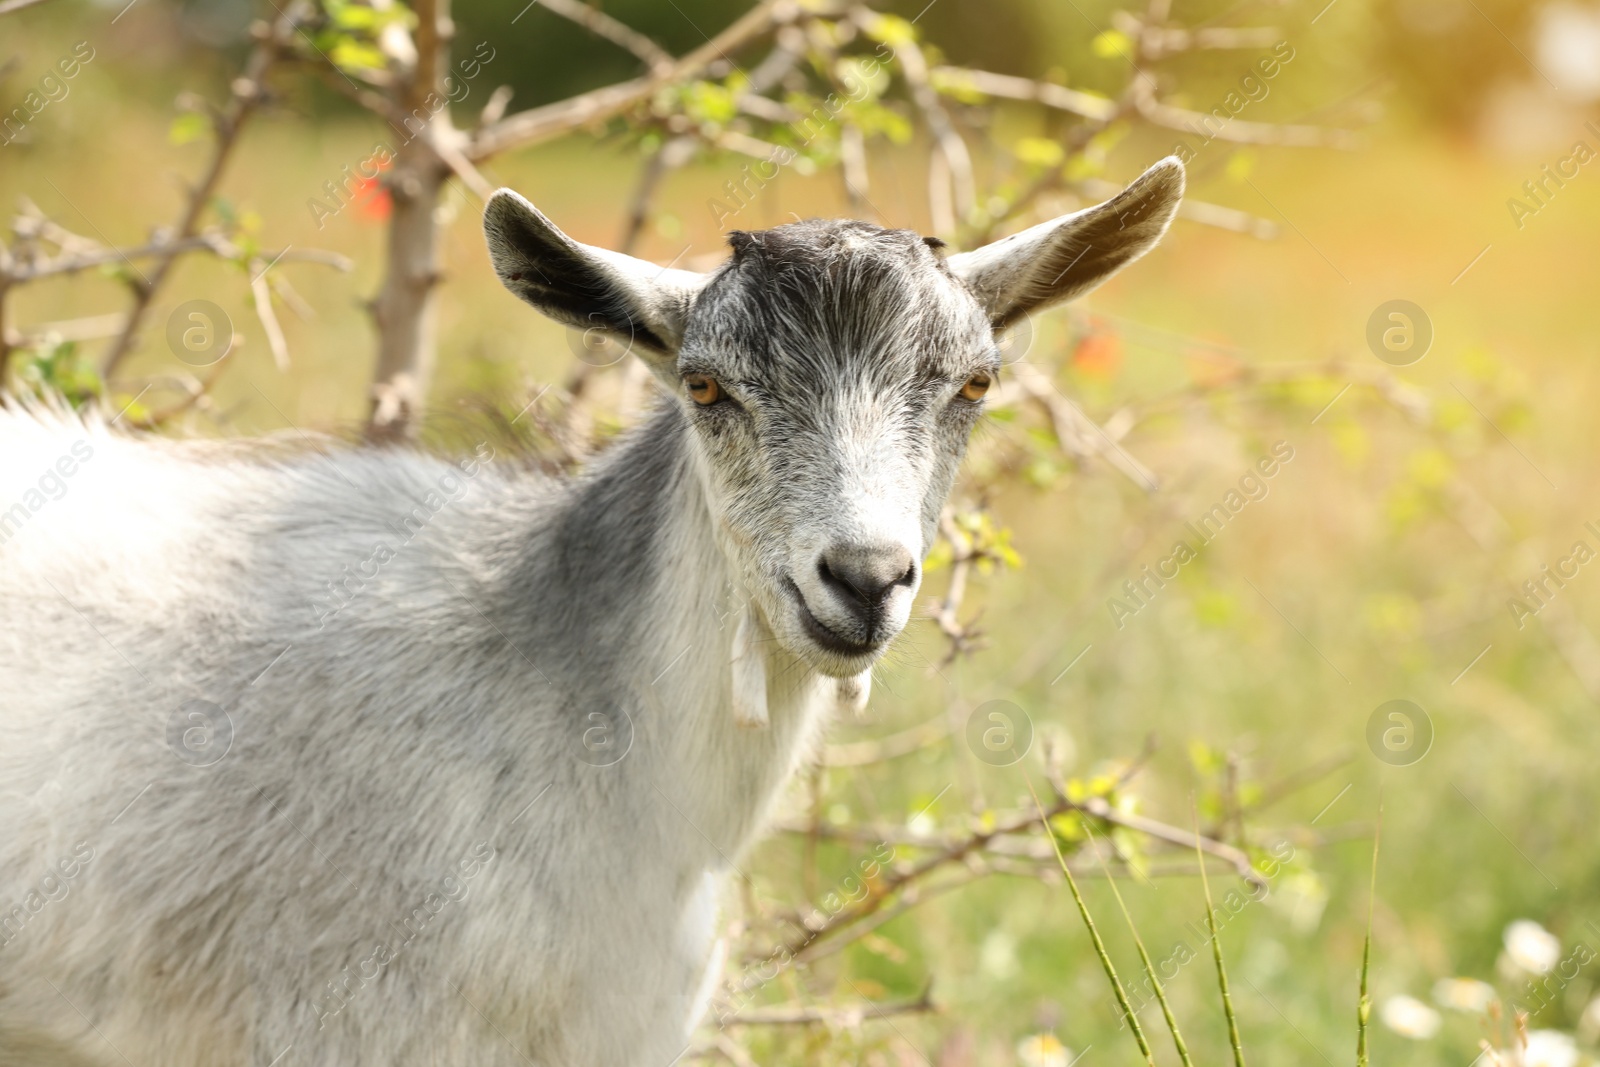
[354,153,393,222]
[1071,330,1123,380]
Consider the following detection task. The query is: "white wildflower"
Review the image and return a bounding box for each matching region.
[1504,920,1562,975]
[1017,1033,1070,1067]
[1432,977,1498,1014]
[1521,1030,1579,1067]
[981,930,1019,981]
[1380,994,1441,1039]
[1579,996,1600,1043]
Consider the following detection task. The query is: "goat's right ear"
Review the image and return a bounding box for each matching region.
[483,189,706,361]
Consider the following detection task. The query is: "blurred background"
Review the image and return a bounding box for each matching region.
[3,0,1599,1063]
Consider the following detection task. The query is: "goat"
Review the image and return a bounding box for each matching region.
[0,157,1183,1066]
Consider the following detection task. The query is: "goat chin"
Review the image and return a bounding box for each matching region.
[730,604,873,728]
[836,670,871,719]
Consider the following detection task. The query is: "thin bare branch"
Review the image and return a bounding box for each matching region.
[300,56,408,124]
[248,260,290,371]
[534,0,674,75]
[1005,359,1159,491]
[468,0,796,162]
[774,796,1265,890]
[789,868,984,965]
[478,84,514,127]
[705,1034,760,1067]
[839,123,869,214]
[11,312,128,345]
[1,235,351,284]
[930,509,983,660]
[1112,10,1284,56]
[1245,748,1356,815]
[100,10,297,375]
[618,135,697,252]
[0,287,13,383]
[722,988,935,1027]
[417,124,496,200]
[129,348,239,428]
[874,21,975,236]
[768,784,1264,969]
[1077,794,1265,887]
[0,0,53,16]
[1135,87,1361,150]
[930,66,1117,122]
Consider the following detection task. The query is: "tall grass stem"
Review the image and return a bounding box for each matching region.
[1022,773,1157,1067]
[1193,802,1247,1067]
[1083,822,1196,1067]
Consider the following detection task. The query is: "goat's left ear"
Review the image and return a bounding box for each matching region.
[483,189,706,361]
[947,157,1184,327]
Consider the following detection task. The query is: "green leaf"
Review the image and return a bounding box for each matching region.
[168,112,209,146]
[836,56,890,102]
[1406,446,1453,489]
[1091,29,1133,59]
[1014,136,1065,169]
[1187,739,1224,775]
[680,79,739,127]
[1063,151,1106,181]
[861,12,916,47]
[1048,810,1085,844]
[1225,149,1257,182]
[930,68,988,105]
[1193,589,1238,628]
[1023,457,1059,488]
[1092,122,1129,150]
[330,4,383,31]
[1461,345,1500,383]
[18,339,103,408]
[849,100,912,144]
[329,38,389,73]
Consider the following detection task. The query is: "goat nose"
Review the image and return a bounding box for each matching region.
[817,543,917,622]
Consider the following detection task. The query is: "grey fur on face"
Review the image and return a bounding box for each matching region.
[0,158,1182,1067]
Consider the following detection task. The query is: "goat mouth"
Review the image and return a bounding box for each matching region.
[783,578,884,658]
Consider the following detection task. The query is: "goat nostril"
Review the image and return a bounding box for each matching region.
[816,544,917,615]
[817,557,868,605]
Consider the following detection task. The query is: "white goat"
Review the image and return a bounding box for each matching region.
[0,158,1183,1066]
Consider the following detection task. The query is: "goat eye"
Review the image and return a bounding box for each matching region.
[959,372,993,402]
[684,374,722,406]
